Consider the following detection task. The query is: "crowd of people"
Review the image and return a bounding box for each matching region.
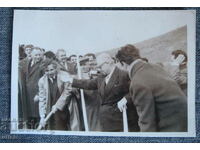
[18,44,188,132]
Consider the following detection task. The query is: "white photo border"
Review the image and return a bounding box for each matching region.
[10,9,196,137]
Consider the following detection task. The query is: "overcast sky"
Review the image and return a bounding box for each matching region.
[13,10,194,56]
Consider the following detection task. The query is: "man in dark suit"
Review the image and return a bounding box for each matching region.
[116,44,187,132]
[65,53,139,132]
[19,47,44,129]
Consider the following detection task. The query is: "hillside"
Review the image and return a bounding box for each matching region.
[97,25,187,63]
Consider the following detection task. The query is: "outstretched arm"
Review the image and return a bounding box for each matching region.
[72,78,98,90]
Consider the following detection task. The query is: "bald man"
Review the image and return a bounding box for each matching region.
[56,49,77,75]
[63,53,139,132]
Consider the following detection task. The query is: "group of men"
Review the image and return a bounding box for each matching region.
[18,43,188,132]
[18,44,100,131]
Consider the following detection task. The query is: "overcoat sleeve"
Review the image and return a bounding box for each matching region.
[55,82,72,111]
[72,78,98,90]
[38,78,47,118]
[132,84,157,132]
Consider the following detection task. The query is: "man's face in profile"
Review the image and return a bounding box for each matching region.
[96,60,111,75]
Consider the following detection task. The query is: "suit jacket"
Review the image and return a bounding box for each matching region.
[19,58,44,118]
[72,67,139,131]
[129,60,187,132]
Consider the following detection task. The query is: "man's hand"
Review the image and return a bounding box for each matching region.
[51,105,58,114]
[65,82,73,91]
[174,54,185,65]
[39,117,46,128]
[34,95,39,102]
[117,97,127,112]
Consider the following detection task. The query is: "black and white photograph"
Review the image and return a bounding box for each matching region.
[11,9,196,137]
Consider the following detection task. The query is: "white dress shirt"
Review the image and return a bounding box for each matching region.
[105,66,116,84]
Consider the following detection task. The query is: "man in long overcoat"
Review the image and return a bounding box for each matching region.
[19,47,44,129]
[116,44,187,132]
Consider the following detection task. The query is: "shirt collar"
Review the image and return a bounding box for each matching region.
[105,66,116,84]
[128,59,143,78]
[107,66,116,77]
[49,75,56,80]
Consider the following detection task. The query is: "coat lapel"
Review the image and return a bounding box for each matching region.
[57,73,64,93]
[25,59,31,77]
[105,67,119,95]
[28,60,41,77]
[130,61,146,78]
[99,77,106,100]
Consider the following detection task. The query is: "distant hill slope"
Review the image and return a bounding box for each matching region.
[97,25,187,63]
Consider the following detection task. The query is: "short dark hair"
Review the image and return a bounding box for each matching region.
[141,57,148,62]
[69,55,77,60]
[171,50,187,63]
[41,48,45,52]
[44,60,58,69]
[116,44,140,65]
[84,53,96,60]
[44,51,56,60]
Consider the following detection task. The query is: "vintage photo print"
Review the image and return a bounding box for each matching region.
[11,9,196,137]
